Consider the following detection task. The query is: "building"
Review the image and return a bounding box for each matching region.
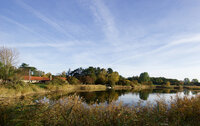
[23,76,67,83]
[23,76,50,83]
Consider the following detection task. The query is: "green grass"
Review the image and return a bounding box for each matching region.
[33,83,48,89]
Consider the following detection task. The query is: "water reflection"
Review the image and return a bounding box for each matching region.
[36,89,200,105]
[139,90,150,100]
[76,90,129,104]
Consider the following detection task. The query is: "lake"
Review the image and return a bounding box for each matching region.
[35,88,200,106]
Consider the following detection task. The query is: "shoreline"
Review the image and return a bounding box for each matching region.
[1,84,200,99]
[0,84,155,99]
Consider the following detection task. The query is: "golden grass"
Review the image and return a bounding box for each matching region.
[183,86,200,90]
[113,85,132,90]
[0,84,46,98]
[133,84,155,91]
[0,84,107,98]
[1,94,200,126]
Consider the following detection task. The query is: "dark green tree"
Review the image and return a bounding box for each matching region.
[107,68,113,74]
[191,79,199,85]
[139,90,150,100]
[184,78,190,85]
[139,72,150,83]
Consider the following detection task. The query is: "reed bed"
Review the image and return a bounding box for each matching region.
[0,94,200,126]
[0,82,107,98]
[0,83,45,98]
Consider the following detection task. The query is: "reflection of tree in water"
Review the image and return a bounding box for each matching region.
[191,91,200,95]
[163,89,170,93]
[183,89,190,95]
[139,90,150,100]
[76,90,130,104]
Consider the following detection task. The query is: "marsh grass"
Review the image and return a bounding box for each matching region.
[45,84,106,92]
[0,83,45,98]
[184,86,200,90]
[0,81,107,98]
[1,94,200,126]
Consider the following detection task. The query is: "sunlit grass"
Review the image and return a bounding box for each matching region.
[1,94,200,126]
[0,82,107,98]
[0,83,45,98]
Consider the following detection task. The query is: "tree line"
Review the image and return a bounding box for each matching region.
[0,46,199,86]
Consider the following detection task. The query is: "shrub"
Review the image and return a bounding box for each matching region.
[67,77,80,85]
[165,81,171,86]
[80,76,94,84]
[1,95,200,125]
[47,78,69,85]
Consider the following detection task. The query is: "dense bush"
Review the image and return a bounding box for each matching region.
[0,81,44,97]
[47,78,69,85]
[67,77,80,85]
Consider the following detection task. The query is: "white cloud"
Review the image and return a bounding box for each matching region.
[90,0,120,46]
[16,0,74,39]
[113,33,200,64]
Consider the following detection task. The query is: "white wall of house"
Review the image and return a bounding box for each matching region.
[22,80,40,83]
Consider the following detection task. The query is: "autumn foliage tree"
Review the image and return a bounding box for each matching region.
[0,47,19,83]
[108,72,119,87]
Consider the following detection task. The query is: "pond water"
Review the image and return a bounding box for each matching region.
[35,88,200,106]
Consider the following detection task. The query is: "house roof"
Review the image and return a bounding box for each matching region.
[23,76,50,81]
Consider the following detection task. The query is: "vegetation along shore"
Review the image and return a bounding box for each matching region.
[1,46,200,126]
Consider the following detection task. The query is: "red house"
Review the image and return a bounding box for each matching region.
[23,76,50,83]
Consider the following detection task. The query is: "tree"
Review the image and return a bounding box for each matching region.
[139,72,150,83]
[0,61,3,80]
[96,69,107,84]
[184,78,190,85]
[19,63,37,76]
[66,68,71,77]
[60,71,66,77]
[108,72,119,87]
[43,72,52,78]
[81,76,94,84]
[107,68,113,74]
[191,79,199,85]
[68,77,80,85]
[20,63,29,68]
[165,81,171,86]
[0,47,19,82]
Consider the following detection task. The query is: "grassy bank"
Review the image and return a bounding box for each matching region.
[0,83,46,98]
[0,83,107,98]
[1,94,200,126]
[45,84,107,92]
[183,86,200,90]
[113,85,132,90]
[113,85,156,90]
[155,85,200,90]
[133,84,155,90]
[0,81,156,98]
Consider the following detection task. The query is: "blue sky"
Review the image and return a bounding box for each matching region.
[1,0,200,80]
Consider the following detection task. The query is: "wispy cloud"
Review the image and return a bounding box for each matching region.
[0,15,39,36]
[16,0,74,40]
[5,40,94,48]
[0,15,58,45]
[90,0,119,46]
[1,0,200,80]
[0,14,94,51]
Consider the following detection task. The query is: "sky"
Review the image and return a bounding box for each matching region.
[0,0,200,80]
